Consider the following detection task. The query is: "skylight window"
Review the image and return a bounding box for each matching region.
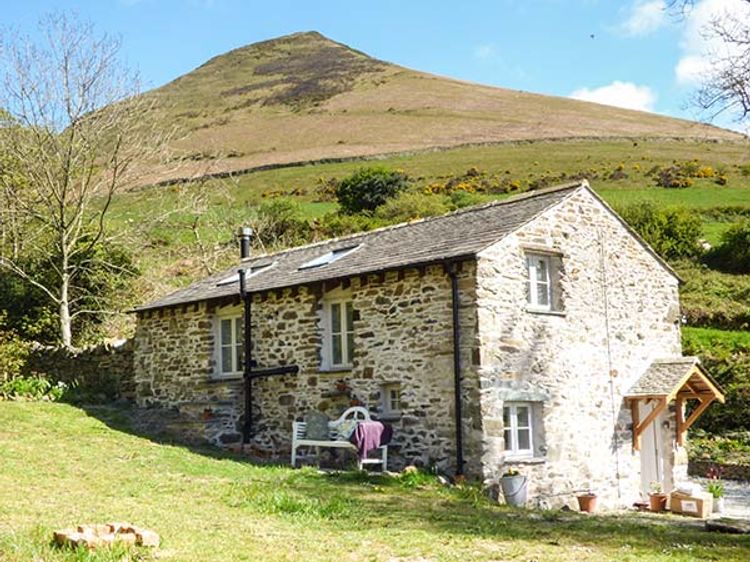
[216,262,275,287]
[299,245,360,270]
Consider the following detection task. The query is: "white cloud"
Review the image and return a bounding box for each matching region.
[619,1,668,36]
[473,44,496,60]
[570,81,657,112]
[675,0,750,84]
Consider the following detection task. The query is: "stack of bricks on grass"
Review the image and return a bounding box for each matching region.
[53,523,160,549]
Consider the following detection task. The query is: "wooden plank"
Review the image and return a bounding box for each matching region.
[676,392,703,400]
[630,400,641,450]
[676,397,685,446]
[683,396,714,433]
[633,397,667,451]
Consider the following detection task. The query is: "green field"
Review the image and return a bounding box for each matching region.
[1,402,748,562]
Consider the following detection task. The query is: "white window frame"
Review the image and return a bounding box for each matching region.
[216,261,276,287]
[321,295,355,370]
[213,307,244,379]
[526,253,552,311]
[503,402,534,458]
[381,383,402,416]
[300,245,360,270]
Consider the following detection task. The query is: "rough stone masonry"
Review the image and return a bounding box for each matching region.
[133,184,685,509]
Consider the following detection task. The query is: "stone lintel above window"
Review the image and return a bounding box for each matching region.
[520,244,564,257]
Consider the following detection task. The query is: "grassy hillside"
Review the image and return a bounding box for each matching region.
[1,402,748,561]
[110,137,750,303]
[138,31,743,184]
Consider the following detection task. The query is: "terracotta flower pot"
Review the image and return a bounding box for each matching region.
[577,493,597,513]
[649,493,668,513]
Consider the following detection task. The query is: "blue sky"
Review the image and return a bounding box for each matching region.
[3,0,746,130]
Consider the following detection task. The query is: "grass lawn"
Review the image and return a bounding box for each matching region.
[0,403,748,561]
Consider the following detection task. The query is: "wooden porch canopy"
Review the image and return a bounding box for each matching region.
[625,357,724,450]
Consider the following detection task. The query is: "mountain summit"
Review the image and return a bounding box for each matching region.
[142,31,741,183]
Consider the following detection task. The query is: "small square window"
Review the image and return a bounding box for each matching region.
[381,383,402,416]
[503,402,536,458]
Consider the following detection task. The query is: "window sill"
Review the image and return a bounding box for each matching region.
[379,412,402,421]
[504,456,546,465]
[318,366,354,374]
[208,375,243,383]
[525,307,566,317]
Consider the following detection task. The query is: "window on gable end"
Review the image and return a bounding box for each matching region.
[525,252,563,313]
[503,402,537,459]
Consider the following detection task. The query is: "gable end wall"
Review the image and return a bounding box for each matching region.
[474,187,681,508]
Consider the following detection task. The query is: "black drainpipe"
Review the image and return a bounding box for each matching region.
[448,262,464,476]
[238,227,254,444]
[240,268,253,443]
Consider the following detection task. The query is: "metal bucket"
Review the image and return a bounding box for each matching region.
[500,475,528,507]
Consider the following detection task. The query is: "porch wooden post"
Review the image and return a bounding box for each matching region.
[675,397,685,446]
[630,399,641,451]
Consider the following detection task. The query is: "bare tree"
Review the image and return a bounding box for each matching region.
[0,14,169,347]
[669,0,750,122]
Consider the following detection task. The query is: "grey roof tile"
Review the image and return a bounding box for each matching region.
[136,182,584,311]
[627,357,701,397]
[627,357,724,401]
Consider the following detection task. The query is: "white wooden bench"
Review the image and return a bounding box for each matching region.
[291,406,388,471]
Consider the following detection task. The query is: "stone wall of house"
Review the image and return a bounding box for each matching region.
[27,340,135,401]
[133,264,478,471]
[473,187,682,509]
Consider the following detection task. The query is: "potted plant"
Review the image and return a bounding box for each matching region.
[576,489,597,513]
[707,481,726,513]
[500,468,528,507]
[648,481,668,513]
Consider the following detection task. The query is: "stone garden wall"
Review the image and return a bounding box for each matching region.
[27,340,135,401]
[133,263,478,472]
[474,187,683,509]
[689,460,750,481]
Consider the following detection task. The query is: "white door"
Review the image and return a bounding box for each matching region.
[639,400,666,497]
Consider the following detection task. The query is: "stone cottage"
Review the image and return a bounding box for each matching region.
[133,180,723,508]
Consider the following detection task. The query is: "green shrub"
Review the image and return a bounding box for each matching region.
[254,198,312,248]
[448,190,485,209]
[314,212,383,239]
[375,191,450,222]
[688,429,750,465]
[683,327,750,433]
[706,221,750,273]
[335,167,409,215]
[617,202,703,260]
[0,324,30,382]
[0,374,67,401]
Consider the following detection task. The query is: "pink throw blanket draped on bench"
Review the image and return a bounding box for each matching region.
[349,421,393,460]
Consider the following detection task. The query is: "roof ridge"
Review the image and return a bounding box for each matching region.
[245,181,586,262]
[652,356,699,363]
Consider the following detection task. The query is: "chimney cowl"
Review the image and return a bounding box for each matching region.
[238,226,253,260]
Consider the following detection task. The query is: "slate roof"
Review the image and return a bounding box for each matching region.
[626,357,724,400]
[136,181,586,312]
